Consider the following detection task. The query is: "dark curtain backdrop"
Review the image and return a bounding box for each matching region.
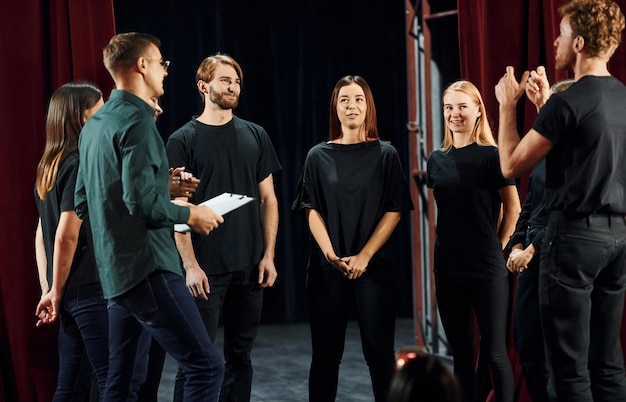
[458,1,626,401]
[112,0,413,324]
[0,1,115,400]
[459,0,626,183]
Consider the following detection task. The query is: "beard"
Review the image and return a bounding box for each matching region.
[209,86,239,109]
[555,49,575,71]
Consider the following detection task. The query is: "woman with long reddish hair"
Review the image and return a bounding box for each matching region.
[293,75,413,401]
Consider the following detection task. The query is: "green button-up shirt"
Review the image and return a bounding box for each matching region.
[75,90,190,298]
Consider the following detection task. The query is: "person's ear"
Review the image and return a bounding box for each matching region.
[574,35,585,52]
[197,80,210,96]
[136,56,148,73]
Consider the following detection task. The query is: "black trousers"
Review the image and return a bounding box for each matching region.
[174,266,263,402]
[307,257,397,402]
[435,274,514,402]
[540,212,626,402]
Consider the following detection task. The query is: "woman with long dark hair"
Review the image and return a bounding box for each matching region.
[293,75,413,401]
[34,82,108,401]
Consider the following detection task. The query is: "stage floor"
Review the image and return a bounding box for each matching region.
[158,318,417,401]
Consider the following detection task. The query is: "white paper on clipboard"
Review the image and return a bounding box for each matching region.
[174,192,254,233]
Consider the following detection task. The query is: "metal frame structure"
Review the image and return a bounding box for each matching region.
[404,0,459,357]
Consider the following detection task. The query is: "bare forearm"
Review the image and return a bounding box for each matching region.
[51,212,83,294]
[499,213,519,249]
[35,220,48,293]
[51,237,78,294]
[174,232,201,271]
[498,186,521,249]
[360,212,401,258]
[260,196,279,260]
[306,209,336,261]
[498,104,522,177]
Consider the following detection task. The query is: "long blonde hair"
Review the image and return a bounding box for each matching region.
[441,80,495,151]
[36,82,102,200]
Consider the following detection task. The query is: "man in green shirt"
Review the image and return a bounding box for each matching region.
[75,32,224,401]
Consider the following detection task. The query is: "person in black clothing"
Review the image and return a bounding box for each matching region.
[507,79,573,402]
[292,75,413,402]
[34,82,109,401]
[427,80,520,402]
[167,53,281,402]
[496,1,626,400]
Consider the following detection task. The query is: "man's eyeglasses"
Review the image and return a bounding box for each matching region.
[145,58,170,72]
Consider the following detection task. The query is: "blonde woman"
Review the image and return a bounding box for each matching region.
[426,81,520,402]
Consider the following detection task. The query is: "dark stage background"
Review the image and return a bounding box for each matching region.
[5,0,626,400]
[112,0,414,324]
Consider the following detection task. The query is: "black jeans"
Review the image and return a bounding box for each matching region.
[174,266,263,402]
[540,212,626,402]
[137,338,166,401]
[435,274,514,402]
[307,257,397,402]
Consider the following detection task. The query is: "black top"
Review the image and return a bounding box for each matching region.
[510,159,546,250]
[533,75,626,215]
[35,152,99,289]
[427,143,514,279]
[292,140,413,266]
[166,116,282,274]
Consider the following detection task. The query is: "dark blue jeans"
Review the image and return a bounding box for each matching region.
[307,257,397,402]
[540,212,626,402]
[53,282,109,402]
[107,270,224,402]
[514,258,552,402]
[174,266,263,402]
[435,274,514,402]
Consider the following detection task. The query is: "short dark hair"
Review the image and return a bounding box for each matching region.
[103,32,161,75]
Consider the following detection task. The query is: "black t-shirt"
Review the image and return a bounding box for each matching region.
[427,143,514,279]
[533,75,626,214]
[292,140,414,265]
[166,116,282,274]
[34,152,99,288]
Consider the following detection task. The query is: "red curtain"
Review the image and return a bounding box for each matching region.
[459,0,626,148]
[0,1,114,400]
[458,1,626,401]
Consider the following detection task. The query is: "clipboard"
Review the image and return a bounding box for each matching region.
[174,192,254,233]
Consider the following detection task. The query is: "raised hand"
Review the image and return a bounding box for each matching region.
[525,66,551,111]
[495,66,530,107]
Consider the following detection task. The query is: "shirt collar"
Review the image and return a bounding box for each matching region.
[109,89,154,115]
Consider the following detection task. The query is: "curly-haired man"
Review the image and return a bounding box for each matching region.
[495,0,626,400]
